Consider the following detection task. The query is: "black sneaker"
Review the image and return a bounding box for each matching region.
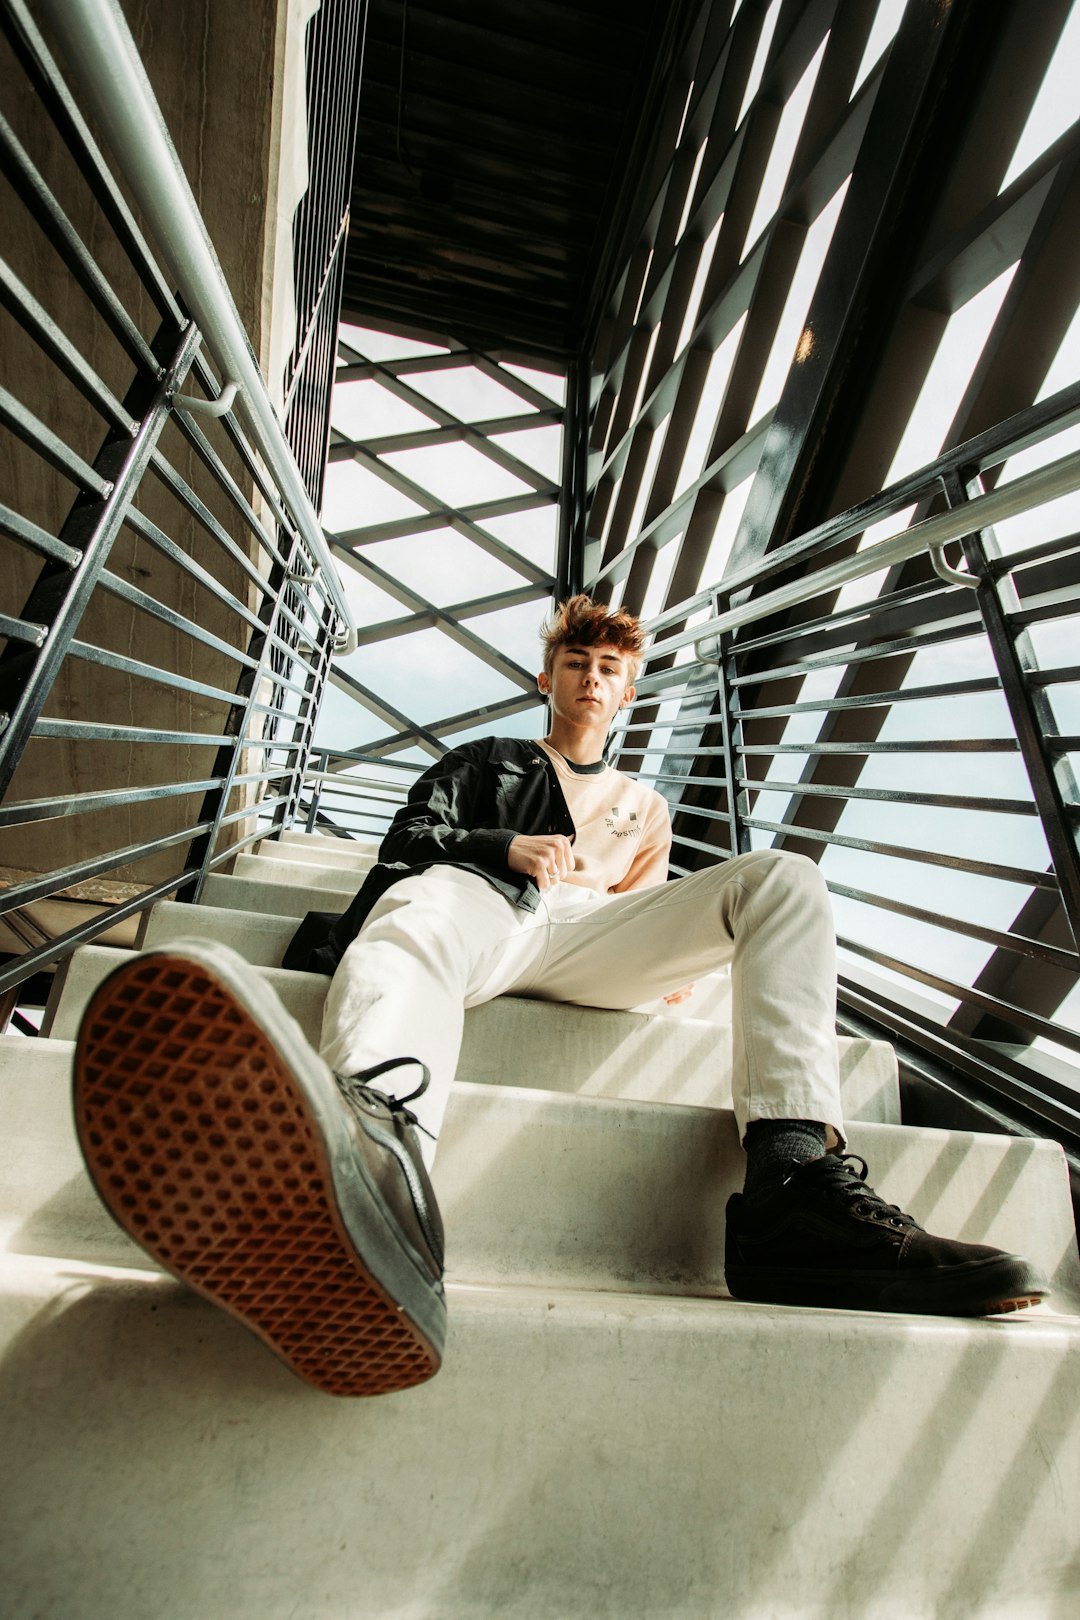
[73,940,446,1396]
[725,1153,1049,1316]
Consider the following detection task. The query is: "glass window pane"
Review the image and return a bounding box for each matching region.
[378,442,534,506]
[322,459,426,531]
[331,379,435,441]
[407,366,536,422]
[338,324,447,361]
[741,38,829,259]
[1000,3,1080,189]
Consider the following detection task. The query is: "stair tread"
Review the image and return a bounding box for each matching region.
[2,1250,1078,1620]
[4,1039,1077,1310]
[46,940,901,1122]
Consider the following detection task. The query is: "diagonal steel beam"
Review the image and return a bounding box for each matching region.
[348,581,552,647]
[330,544,537,692]
[327,665,444,759]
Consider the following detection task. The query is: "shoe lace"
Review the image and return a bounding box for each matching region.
[794,1153,922,1232]
[336,1056,436,1142]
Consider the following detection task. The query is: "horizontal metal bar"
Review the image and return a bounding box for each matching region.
[145,453,277,601]
[0,613,47,648]
[0,501,82,567]
[1027,664,1080,689]
[97,568,257,669]
[738,738,1020,755]
[0,254,135,431]
[0,382,108,493]
[733,674,1002,722]
[0,775,221,826]
[699,381,1080,609]
[739,777,1038,816]
[620,715,723,739]
[719,577,957,672]
[681,448,1080,663]
[650,771,728,791]
[726,618,984,688]
[0,866,198,995]
[165,407,291,576]
[614,744,728,759]
[0,105,158,373]
[0,817,212,915]
[670,831,732,859]
[36,0,356,651]
[66,638,238,707]
[990,526,1080,577]
[309,751,421,773]
[837,938,1080,1054]
[122,507,264,635]
[837,980,1080,1139]
[668,801,732,826]
[31,718,231,746]
[1008,597,1080,631]
[826,880,1079,970]
[744,817,1054,889]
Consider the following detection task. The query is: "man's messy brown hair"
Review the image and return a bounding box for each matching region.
[541,594,646,681]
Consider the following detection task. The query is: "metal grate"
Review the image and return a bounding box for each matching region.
[283,0,368,507]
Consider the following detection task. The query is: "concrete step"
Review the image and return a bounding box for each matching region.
[231,852,367,892]
[199,871,352,918]
[255,837,378,873]
[276,829,380,856]
[139,902,301,965]
[44,942,901,1123]
[2,1250,1079,1619]
[4,1036,1078,1309]
[143,898,738,1023]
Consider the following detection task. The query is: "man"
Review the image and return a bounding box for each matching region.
[72,596,1048,1397]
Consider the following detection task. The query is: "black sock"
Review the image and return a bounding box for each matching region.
[742,1118,828,1201]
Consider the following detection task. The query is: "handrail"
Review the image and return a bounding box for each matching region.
[35,0,358,655]
[690,444,1080,661]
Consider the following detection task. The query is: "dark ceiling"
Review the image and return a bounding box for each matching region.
[341,0,680,360]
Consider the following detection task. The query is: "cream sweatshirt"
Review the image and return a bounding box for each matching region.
[535,740,672,895]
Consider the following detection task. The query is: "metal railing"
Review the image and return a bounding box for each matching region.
[298,749,421,841]
[277,378,1080,1154]
[614,381,1080,1149]
[0,0,354,998]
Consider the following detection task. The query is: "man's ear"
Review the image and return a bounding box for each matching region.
[537,671,550,695]
[620,684,636,708]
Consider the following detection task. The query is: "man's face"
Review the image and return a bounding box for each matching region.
[539,642,636,729]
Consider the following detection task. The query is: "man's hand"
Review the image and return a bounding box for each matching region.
[508,833,574,890]
[663,983,696,1006]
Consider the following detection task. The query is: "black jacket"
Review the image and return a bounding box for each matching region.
[283,737,576,976]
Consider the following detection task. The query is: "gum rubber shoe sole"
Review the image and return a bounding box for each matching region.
[73,951,442,1397]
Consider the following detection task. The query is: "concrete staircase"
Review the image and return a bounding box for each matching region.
[3,829,1079,1618]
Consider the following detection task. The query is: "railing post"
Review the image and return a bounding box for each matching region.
[943,468,1080,948]
[706,587,751,860]
[182,532,304,899]
[305,751,328,834]
[0,319,202,799]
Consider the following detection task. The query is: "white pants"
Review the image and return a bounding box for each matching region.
[319,849,844,1166]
